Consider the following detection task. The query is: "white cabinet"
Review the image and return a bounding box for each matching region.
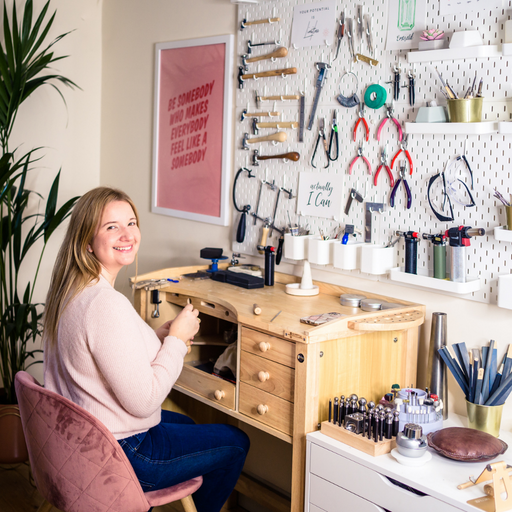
[305,424,512,512]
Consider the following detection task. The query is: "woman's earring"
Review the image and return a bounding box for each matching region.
[87,245,93,253]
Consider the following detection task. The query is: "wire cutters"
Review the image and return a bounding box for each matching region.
[391,134,413,175]
[390,162,412,209]
[349,140,372,175]
[353,102,369,142]
[374,146,395,188]
[377,100,403,142]
[311,118,329,168]
[328,110,339,161]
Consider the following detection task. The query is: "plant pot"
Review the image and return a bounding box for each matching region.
[0,403,28,463]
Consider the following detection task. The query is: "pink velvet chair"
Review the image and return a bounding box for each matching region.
[15,371,203,512]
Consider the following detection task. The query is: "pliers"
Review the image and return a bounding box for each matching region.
[390,162,412,209]
[353,102,369,142]
[349,140,372,176]
[374,146,395,188]
[391,134,413,175]
[328,110,339,161]
[311,118,329,168]
[377,100,403,142]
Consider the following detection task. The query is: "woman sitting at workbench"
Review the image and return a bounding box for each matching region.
[43,187,249,512]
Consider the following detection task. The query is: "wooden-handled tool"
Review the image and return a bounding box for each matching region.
[241,17,280,30]
[252,150,300,165]
[256,121,298,130]
[242,132,287,150]
[241,109,280,121]
[244,47,288,65]
[238,67,297,88]
[256,93,301,107]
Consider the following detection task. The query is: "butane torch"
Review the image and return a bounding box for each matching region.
[445,226,485,283]
[422,233,446,279]
[396,231,420,274]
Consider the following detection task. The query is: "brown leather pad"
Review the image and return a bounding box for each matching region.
[427,427,508,462]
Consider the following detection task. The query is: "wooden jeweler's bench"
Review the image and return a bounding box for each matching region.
[131,265,425,512]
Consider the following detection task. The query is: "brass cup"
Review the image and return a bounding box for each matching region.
[466,400,503,437]
[447,98,483,123]
[506,206,512,230]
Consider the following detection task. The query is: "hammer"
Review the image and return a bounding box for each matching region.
[242,132,287,150]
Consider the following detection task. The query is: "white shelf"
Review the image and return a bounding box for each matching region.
[405,121,498,135]
[494,226,512,242]
[407,44,501,63]
[498,121,512,134]
[388,267,481,294]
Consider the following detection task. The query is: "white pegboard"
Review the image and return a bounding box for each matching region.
[232,0,512,305]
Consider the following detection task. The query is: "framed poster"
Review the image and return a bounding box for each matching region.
[152,35,233,225]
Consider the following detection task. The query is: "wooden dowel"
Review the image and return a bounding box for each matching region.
[253,304,262,315]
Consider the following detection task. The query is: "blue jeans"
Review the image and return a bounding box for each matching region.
[118,410,250,512]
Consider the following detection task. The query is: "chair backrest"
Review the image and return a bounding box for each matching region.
[15,371,151,512]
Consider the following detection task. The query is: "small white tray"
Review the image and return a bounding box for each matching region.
[388,267,481,294]
[407,44,501,63]
[498,122,512,135]
[405,121,498,135]
[494,226,512,242]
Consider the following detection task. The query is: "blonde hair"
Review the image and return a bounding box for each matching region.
[43,187,140,346]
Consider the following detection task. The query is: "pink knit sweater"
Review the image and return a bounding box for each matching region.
[44,275,187,439]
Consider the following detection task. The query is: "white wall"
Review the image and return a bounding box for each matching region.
[101,0,239,297]
[10,0,103,383]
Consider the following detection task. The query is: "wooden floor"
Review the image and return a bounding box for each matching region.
[0,463,246,512]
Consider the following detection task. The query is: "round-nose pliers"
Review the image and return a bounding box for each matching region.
[374,146,394,188]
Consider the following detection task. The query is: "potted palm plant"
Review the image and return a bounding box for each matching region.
[0,0,79,462]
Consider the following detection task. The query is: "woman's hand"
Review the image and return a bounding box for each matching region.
[155,320,173,343]
[168,304,200,350]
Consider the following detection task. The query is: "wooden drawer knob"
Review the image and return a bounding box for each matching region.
[214,390,225,401]
[259,341,271,352]
[258,371,270,382]
[257,404,268,415]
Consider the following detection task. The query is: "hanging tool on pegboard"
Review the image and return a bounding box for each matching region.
[307,62,331,130]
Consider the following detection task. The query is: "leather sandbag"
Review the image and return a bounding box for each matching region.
[427,427,508,462]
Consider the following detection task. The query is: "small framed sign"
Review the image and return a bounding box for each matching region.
[296,171,344,219]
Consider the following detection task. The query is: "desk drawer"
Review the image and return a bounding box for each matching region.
[309,474,386,512]
[310,443,457,512]
[239,382,293,435]
[241,327,295,368]
[176,364,235,410]
[240,351,294,402]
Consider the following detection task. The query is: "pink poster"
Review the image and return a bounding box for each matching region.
[156,43,226,218]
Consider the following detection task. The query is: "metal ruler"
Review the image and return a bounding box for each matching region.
[299,94,305,142]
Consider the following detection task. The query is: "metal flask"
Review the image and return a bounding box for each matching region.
[427,312,448,419]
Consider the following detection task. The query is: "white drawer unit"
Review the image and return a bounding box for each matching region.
[305,423,512,512]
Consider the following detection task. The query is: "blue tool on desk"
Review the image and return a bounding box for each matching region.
[200,247,228,272]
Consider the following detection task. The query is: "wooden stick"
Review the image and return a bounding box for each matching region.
[243,17,280,27]
[259,94,300,101]
[256,122,298,130]
[246,132,287,144]
[253,304,262,315]
[242,68,297,80]
[246,47,288,63]
[243,111,281,118]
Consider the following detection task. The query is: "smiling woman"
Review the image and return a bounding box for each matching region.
[41,187,249,512]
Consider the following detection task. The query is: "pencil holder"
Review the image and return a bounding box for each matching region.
[505,206,512,230]
[360,245,396,275]
[308,238,335,265]
[447,98,482,123]
[466,400,503,437]
[283,233,317,260]
[333,242,364,270]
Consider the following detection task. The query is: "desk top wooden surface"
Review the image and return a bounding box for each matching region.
[132,265,426,343]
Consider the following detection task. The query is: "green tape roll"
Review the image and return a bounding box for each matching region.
[364,84,387,110]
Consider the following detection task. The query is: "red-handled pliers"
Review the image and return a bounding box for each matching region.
[377,101,403,142]
[391,134,413,175]
[353,102,369,142]
[374,146,395,188]
[349,140,372,175]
